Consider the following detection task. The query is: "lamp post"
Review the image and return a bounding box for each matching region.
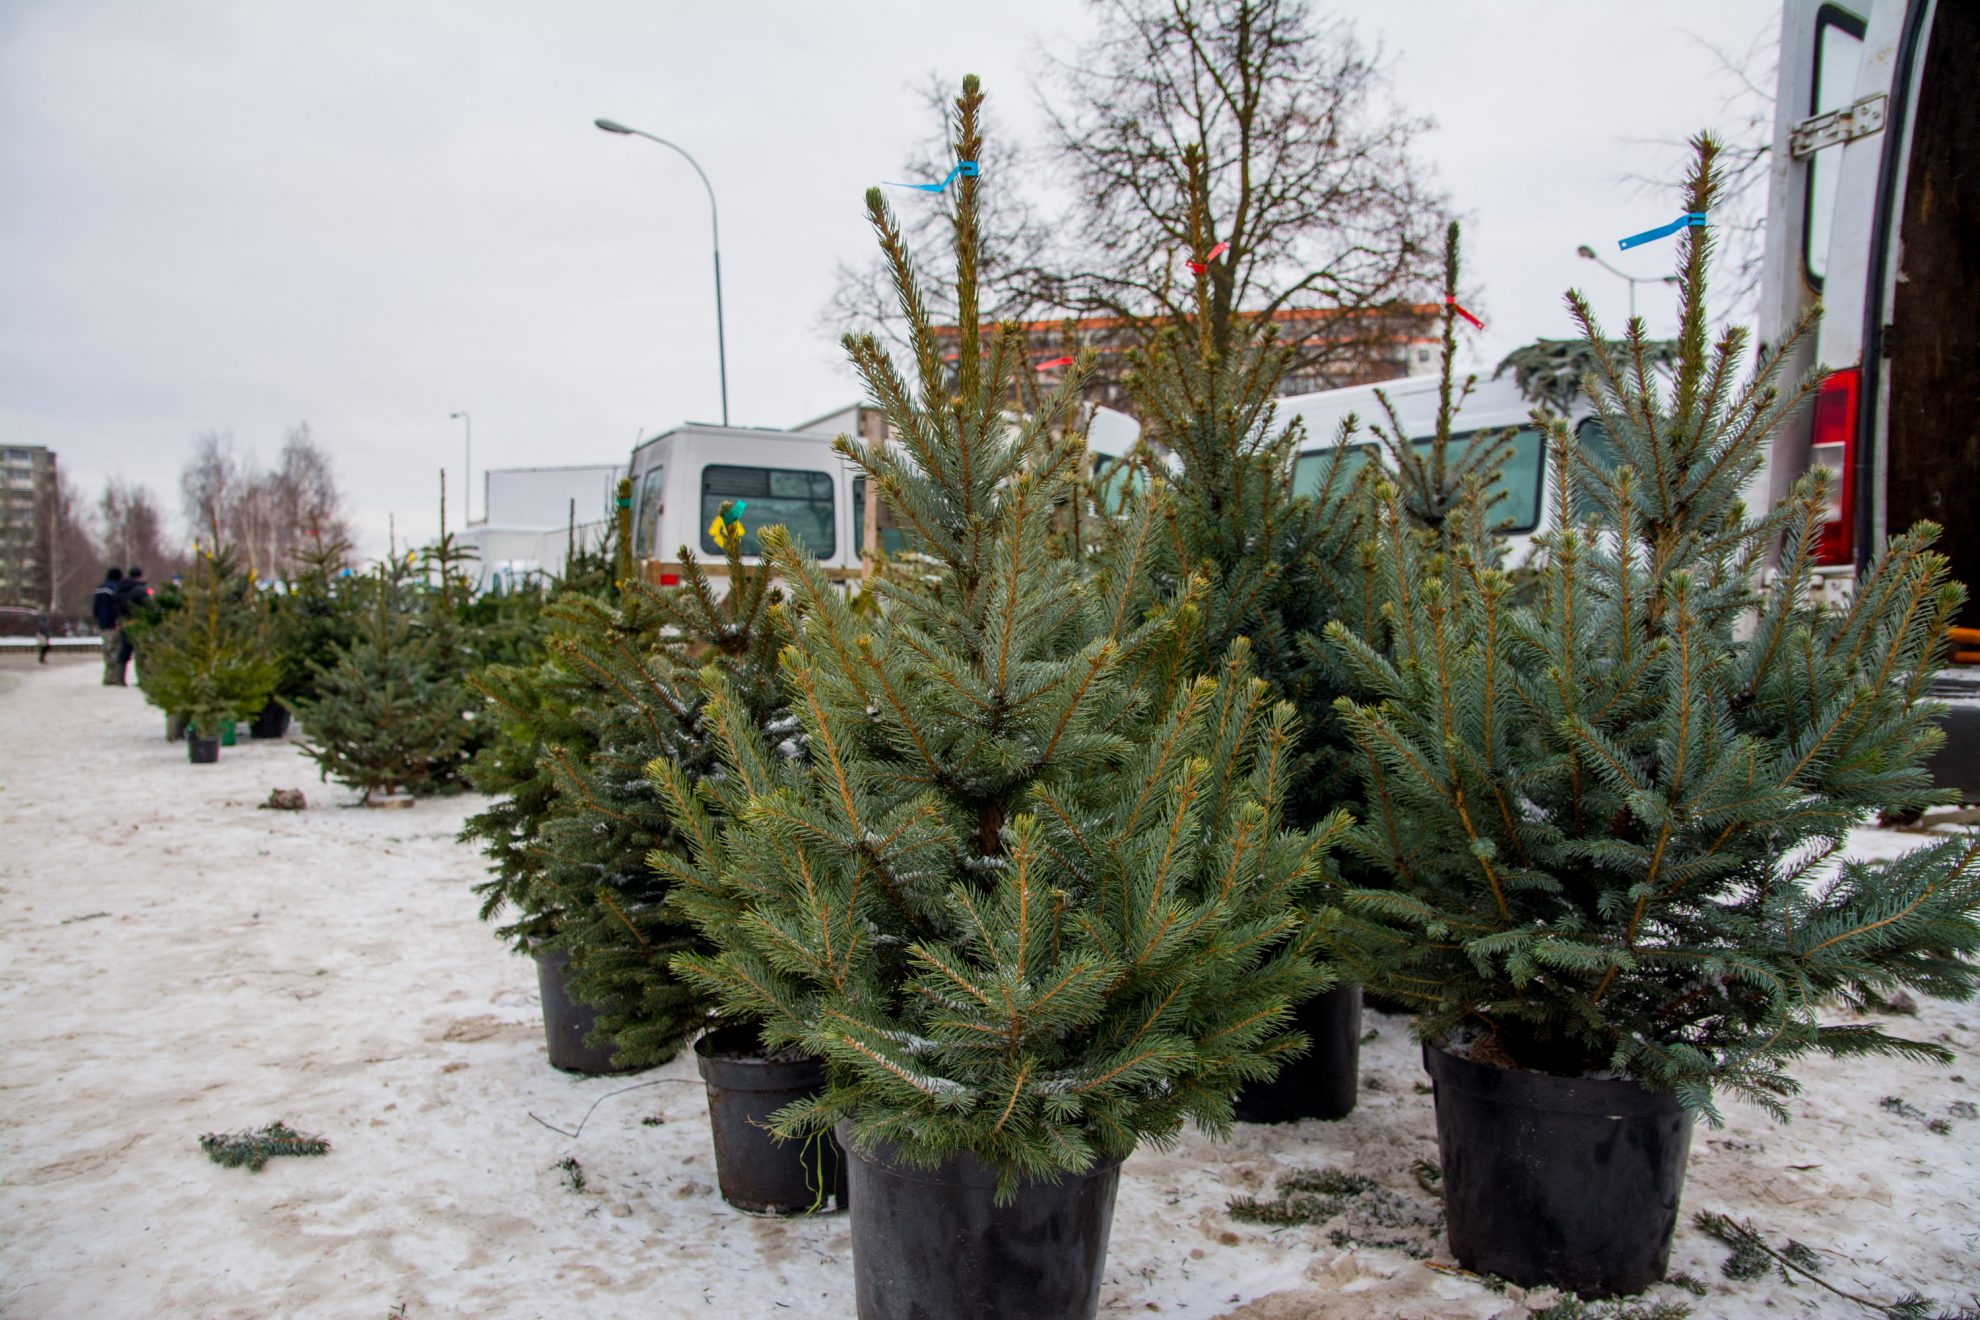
[594,117,730,427]
[1576,245,1681,322]
[449,411,471,524]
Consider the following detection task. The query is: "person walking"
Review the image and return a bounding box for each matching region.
[117,566,149,679]
[35,609,52,664]
[92,566,127,685]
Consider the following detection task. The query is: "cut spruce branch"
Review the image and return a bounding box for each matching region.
[198,1121,330,1172]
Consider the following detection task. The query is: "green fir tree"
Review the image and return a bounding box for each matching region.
[295,558,469,801]
[1326,137,1980,1117]
[545,525,792,1067]
[138,543,281,738]
[1118,145,1373,826]
[658,77,1346,1192]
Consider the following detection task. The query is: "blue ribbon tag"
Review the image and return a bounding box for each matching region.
[1618,212,1707,251]
[885,160,980,193]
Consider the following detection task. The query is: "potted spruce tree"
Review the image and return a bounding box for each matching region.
[260,524,356,740]
[137,547,280,764]
[460,489,634,1075]
[658,77,1344,1319]
[548,523,849,1213]
[1328,138,1980,1297]
[1110,154,1379,1123]
[294,558,469,803]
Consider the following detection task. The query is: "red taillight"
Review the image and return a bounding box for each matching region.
[1811,367,1859,566]
[658,572,680,586]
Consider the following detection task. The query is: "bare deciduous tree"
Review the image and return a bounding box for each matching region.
[1034,0,1444,371]
[43,468,103,620]
[176,424,351,580]
[824,2,1447,393]
[98,479,180,579]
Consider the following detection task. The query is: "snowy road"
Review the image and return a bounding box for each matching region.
[2,658,1976,1318]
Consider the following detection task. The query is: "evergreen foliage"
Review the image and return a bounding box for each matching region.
[1366,220,1516,544]
[547,530,791,1068]
[459,487,628,948]
[136,544,281,737]
[294,559,469,800]
[659,77,1345,1192]
[271,524,358,709]
[1326,138,1980,1118]
[198,1121,330,1171]
[1118,146,1372,825]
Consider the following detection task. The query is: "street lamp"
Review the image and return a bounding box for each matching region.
[449,411,471,525]
[1576,245,1681,322]
[594,117,730,427]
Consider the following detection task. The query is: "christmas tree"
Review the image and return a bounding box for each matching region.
[137,541,281,739]
[1118,145,1372,826]
[1327,137,1980,1117]
[544,525,791,1067]
[659,77,1346,1192]
[294,558,469,801]
[460,483,633,947]
[1365,220,1517,544]
[270,521,358,714]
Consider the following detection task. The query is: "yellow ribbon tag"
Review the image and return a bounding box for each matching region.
[707,512,745,550]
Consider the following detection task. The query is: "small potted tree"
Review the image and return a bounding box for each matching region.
[1328,138,1980,1297]
[659,78,1344,1319]
[138,547,279,764]
[294,559,468,802]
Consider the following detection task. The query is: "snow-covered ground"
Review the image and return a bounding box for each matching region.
[3,656,1976,1319]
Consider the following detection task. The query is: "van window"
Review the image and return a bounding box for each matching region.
[1805,6,1867,289]
[1292,430,1547,533]
[700,465,835,558]
[852,477,909,556]
[633,465,665,558]
[1089,451,1147,515]
[1292,444,1378,499]
[1570,419,1621,519]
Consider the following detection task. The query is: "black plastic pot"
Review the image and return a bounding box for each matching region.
[187,736,220,764]
[166,713,188,741]
[1424,1042,1695,1298]
[837,1121,1122,1320]
[532,947,637,1075]
[695,1025,846,1215]
[250,700,291,739]
[1232,983,1362,1123]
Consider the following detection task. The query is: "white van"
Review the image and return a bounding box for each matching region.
[627,404,1148,585]
[1762,0,1977,797]
[1275,372,1598,565]
[626,417,875,586]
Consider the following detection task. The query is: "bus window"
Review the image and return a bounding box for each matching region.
[633,465,665,558]
[1805,6,1867,289]
[1570,418,1621,519]
[1292,444,1377,499]
[1416,429,1547,534]
[853,477,910,556]
[1089,451,1147,514]
[701,465,836,558]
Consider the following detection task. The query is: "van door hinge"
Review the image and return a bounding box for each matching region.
[1791,94,1889,159]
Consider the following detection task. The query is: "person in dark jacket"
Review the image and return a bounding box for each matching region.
[116,566,149,676]
[92,567,128,685]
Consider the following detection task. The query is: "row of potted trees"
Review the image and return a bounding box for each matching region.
[467,81,1980,1315]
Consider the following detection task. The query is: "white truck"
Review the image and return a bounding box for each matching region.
[1762,0,1977,799]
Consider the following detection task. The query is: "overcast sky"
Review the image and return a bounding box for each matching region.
[0,0,1773,560]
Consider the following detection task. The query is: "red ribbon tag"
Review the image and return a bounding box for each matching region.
[1186,241,1229,276]
[1446,296,1483,329]
[1036,356,1075,371]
